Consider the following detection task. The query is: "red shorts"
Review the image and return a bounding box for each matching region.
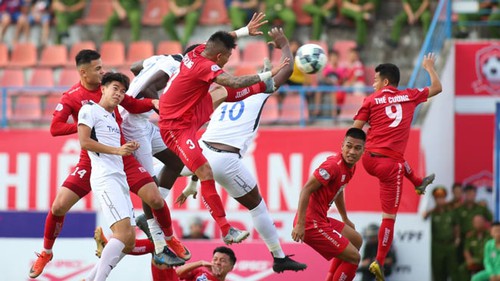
[362,152,405,214]
[62,156,153,198]
[303,217,348,260]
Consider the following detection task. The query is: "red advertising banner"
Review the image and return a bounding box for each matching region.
[0,128,424,213]
[455,42,500,96]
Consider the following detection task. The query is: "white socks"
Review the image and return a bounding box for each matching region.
[87,238,126,281]
[249,200,285,258]
[147,218,166,254]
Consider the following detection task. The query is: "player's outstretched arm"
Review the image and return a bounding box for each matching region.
[422,52,442,98]
[176,260,213,278]
[292,176,322,243]
[229,12,267,38]
[214,58,290,88]
[267,27,293,88]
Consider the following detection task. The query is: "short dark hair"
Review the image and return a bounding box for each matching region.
[183,44,200,55]
[207,31,236,51]
[75,49,101,67]
[452,182,463,190]
[101,72,130,91]
[463,184,476,192]
[213,246,236,265]
[492,221,500,227]
[346,127,366,142]
[375,63,400,87]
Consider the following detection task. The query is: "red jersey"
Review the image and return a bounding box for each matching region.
[354,86,428,160]
[159,44,224,129]
[304,153,355,226]
[50,82,155,164]
[181,267,218,281]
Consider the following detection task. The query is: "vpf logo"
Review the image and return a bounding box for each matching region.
[473,44,500,95]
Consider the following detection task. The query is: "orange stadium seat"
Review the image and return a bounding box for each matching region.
[28,68,55,95]
[224,46,240,73]
[364,65,375,84]
[11,95,42,121]
[0,94,12,120]
[0,43,8,67]
[260,95,279,125]
[39,45,68,68]
[333,40,357,64]
[142,0,170,26]
[58,67,80,87]
[100,41,125,67]
[293,0,313,25]
[1,69,24,95]
[80,0,114,25]
[199,0,229,25]
[241,40,268,68]
[43,93,61,121]
[10,43,37,68]
[68,41,97,66]
[126,41,154,65]
[234,65,257,76]
[280,93,309,124]
[338,94,365,121]
[157,40,183,55]
[116,66,134,80]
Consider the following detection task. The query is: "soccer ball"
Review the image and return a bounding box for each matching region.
[482,56,500,84]
[295,43,327,74]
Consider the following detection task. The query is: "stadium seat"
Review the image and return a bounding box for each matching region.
[241,40,268,68]
[1,69,25,95]
[0,94,12,120]
[100,41,125,67]
[126,41,154,65]
[157,40,183,55]
[10,43,37,68]
[233,65,257,76]
[280,93,309,124]
[142,0,170,26]
[58,67,80,87]
[0,43,8,68]
[39,45,68,68]
[199,0,229,25]
[364,65,375,84]
[260,95,279,125]
[28,68,55,95]
[68,41,97,66]
[80,0,114,25]
[293,0,313,25]
[116,66,134,80]
[332,40,357,65]
[11,95,43,121]
[43,93,61,121]
[224,46,241,73]
[338,94,365,121]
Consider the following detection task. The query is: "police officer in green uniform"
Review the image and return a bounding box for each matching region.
[103,0,142,42]
[387,0,431,48]
[302,0,336,41]
[456,1,500,38]
[472,222,500,281]
[340,0,378,48]
[426,186,460,281]
[52,0,85,44]
[162,0,203,47]
[459,214,492,281]
[261,0,296,40]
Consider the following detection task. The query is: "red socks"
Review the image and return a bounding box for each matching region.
[43,212,65,249]
[325,258,342,281]
[404,162,422,187]
[151,202,173,237]
[129,239,155,256]
[224,82,266,102]
[331,262,358,281]
[376,218,395,266]
[200,179,230,236]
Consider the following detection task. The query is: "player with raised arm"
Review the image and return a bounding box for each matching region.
[159,12,289,244]
[175,27,307,273]
[29,50,180,279]
[291,128,366,281]
[352,53,442,281]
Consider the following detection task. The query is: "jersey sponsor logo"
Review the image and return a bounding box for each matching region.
[55,103,63,111]
[211,64,221,72]
[106,126,120,134]
[318,168,330,180]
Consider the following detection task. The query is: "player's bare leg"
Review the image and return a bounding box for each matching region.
[234,187,307,272]
[194,162,249,244]
[29,186,81,278]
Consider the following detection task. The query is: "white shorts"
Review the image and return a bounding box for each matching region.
[92,175,136,229]
[123,122,167,176]
[201,141,256,198]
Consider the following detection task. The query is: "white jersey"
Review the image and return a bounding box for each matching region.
[78,102,125,180]
[201,93,271,155]
[120,54,182,136]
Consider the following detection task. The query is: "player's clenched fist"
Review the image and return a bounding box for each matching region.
[291,224,305,243]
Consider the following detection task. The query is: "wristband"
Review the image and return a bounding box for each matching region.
[258,71,272,81]
[234,26,249,38]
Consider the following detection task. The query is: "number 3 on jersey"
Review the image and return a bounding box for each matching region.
[385,103,402,127]
[219,101,245,121]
